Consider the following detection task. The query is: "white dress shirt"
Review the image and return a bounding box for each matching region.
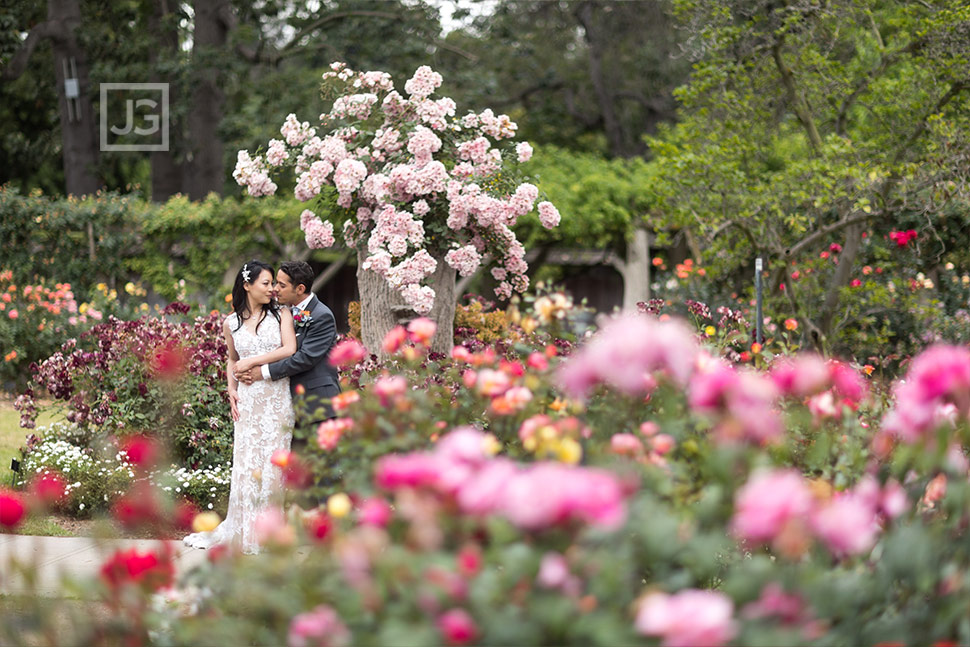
[261,294,313,379]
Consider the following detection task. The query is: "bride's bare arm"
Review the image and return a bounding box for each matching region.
[234,309,296,373]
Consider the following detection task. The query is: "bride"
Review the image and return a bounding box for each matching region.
[184,260,296,554]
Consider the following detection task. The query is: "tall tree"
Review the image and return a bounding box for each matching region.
[1,0,101,196]
[441,0,687,159]
[435,0,689,308]
[650,0,970,352]
[182,0,230,200]
[148,0,185,201]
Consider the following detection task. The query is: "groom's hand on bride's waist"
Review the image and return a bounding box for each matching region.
[235,366,264,385]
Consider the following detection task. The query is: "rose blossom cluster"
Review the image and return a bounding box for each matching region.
[235,62,560,314]
[374,427,630,531]
[689,355,783,445]
[300,210,335,249]
[232,150,277,197]
[770,353,868,423]
[880,344,970,444]
[731,469,907,558]
[558,314,699,401]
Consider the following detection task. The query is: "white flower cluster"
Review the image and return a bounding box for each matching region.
[158,463,231,508]
[18,438,232,512]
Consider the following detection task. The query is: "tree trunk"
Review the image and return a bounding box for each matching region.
[575,0,626,158]
[817,222,863,346]
[620,226,651,310]
[149,0,184,202]
[357,248,456,356]
[49,0,101,196]
[183,0,228,200]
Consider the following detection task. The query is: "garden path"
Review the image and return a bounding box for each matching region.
[0,533,208,596]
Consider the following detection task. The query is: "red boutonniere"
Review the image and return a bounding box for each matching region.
[293,310,312,329]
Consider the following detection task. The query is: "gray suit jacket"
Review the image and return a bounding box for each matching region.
[268,295,340,420]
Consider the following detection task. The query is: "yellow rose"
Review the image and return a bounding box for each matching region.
[557,438,582,464]
[191,511,221,533]
[481,433,501,456]
[327,493,352,518]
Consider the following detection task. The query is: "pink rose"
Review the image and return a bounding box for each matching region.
[407,317,437,346]
[536,551,570,589]
[287,604,351,647]
[436,608,478,645]
[357,497,392,527]
[610,433,643,456]
[374,375,407,406]
[635,589,736,647]
[732,469,814,544]
[382,325,407,354]
[811,494,879,556]
[329,339,367,368]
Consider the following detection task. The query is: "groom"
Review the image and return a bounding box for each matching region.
[235,260,340,435]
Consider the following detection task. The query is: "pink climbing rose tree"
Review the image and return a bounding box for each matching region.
[234,62,561,353]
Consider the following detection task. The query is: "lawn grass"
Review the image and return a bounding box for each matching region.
[1,400,63,488]
[12,517,75,537]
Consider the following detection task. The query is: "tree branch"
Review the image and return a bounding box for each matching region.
[0,20,66,82]
[783,211,874,259]
[574,0,626,157]
[707,219,761,254]
[779,264,826,351]
[562,86,601,128]
[489,79,565,109]
[835,38,924,135]
[280,11,400,53]
[431,39,478,61]
[311,250,351,293]
[891,79,968,168]
[262,221,287,257]
[771,37,823,155]
[614,91,668,114]
[819,222,863,334]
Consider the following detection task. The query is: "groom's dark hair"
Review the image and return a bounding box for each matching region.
[280,261,315,294]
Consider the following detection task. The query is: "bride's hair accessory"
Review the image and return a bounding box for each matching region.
[241,264,251,283]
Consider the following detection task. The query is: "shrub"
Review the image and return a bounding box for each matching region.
[17,307,232,468]
[0,186,307,314]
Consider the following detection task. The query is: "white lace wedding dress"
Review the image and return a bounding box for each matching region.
[183,312,294,555]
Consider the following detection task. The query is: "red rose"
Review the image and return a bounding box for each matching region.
[29,473,66,507]
[100,545,174,592]
[0,490,26,529]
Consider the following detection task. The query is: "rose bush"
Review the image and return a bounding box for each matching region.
[5,294,970,646]
[15,304,232,468]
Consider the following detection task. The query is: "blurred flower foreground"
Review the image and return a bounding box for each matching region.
[4,288,970,647]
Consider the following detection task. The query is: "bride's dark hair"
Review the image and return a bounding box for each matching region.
[231,259,281,333]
